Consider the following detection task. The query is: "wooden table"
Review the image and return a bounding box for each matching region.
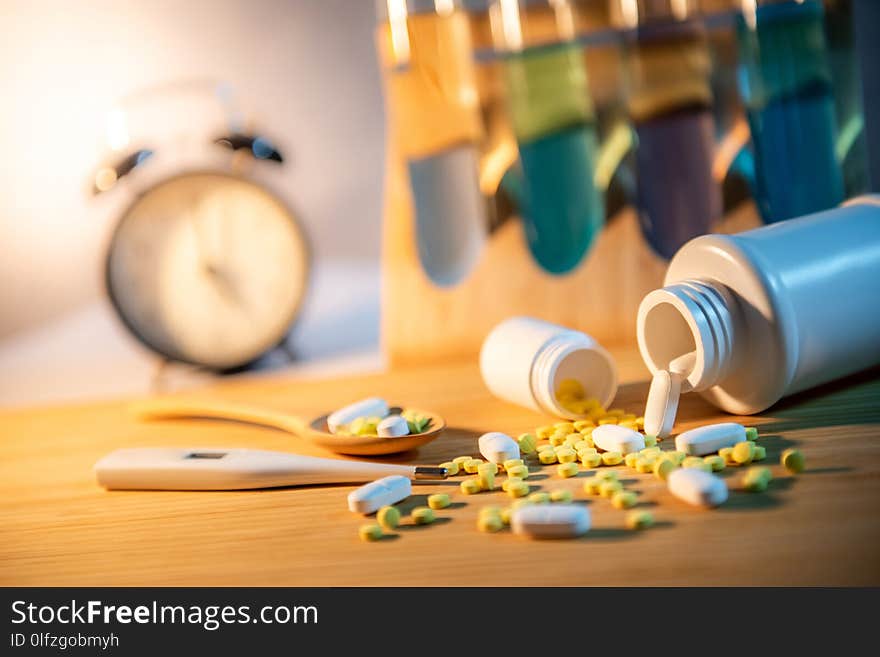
[2,348,878,586]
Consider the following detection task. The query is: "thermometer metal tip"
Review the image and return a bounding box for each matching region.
[413,466,448,480]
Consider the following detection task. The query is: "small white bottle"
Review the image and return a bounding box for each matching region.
[637,196,880,415]
[480,317,617,419]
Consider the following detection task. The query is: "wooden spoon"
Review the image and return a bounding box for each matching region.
[129,398,446,456]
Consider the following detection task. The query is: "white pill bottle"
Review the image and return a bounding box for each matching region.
[637,196,880,415]
[480,317,617,419]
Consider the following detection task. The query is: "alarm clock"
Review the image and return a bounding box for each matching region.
[93,81,310,371]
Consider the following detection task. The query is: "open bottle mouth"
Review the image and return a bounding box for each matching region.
[637,279,739,392]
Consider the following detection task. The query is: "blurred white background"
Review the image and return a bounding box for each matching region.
[0,0,387,405]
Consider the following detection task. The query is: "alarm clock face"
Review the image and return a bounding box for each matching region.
[106,172,309,370]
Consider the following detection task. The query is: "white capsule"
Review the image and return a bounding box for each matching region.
[347,475,411,514]
[511,504,590,538]
[377,415,410,438]
[675,422,746,456]
[327,397,389,433]
[478,432,520,464]
[591,424,646,455]
[667,468,728,508]
[644,370,683,438]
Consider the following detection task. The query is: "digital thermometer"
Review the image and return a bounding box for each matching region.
[94,447,447,490]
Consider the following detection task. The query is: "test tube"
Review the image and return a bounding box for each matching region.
[617,0,721,259]
[736,0,844,223]
[377,0,488,286]
[490,0,604,275]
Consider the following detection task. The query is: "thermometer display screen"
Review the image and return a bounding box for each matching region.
[186,452,227,459]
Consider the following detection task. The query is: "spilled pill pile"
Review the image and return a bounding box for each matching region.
[346,379,807,543]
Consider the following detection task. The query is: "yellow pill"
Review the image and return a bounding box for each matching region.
[504,459,525,472]
[539,450,559,465]
[564,433,582,446]
[732,440,756,465]
[507,481,530,498]
[479,505,502,518]
[412,507,435,524]
[607,408,627,417]
[781,448,805,474]
[556,378,585,397]
[636,457,655,474]
[579,433,595,447]
[667,451,687,465]
[358,523,383,542]
[583,477,602,495]
[718,447,735,464]
[624,452,641,469]
[598,417,618,425]
[753,445,767,461]
[477,465,496,491]
[588,406,607,421]
[554,422,576,433]
[600,480,623,498]
[516,434,537,454]
[745,426,759,442]
[507,465,530,480]
[477,514,503,533]
[537,443,555,453]
[377,506,400,530]
[557,448,578,464]
[625,510,654,530]
[528,492,551,504]
[464,459,483,474]
[557,462,579,478]
[653,457,677,481]
[480,462,499,474]
[573,420,595,432]
[550,489,573,503]
[500,507,513,525]
[742,466,772,492]
[704,455,726,472]
[439,461,459,476]
[460,478,482,495]
[581,452,602,468]
[683,456,712,472]
[643,434,658,448]
[549,432,568,447]
[611,490,638,509]
[595,469,619,482]
[635,416,645,430]
[502,477,523,492]
[602,451,623,466]
[453,456,473,468]
[427,494,451,510]
[536,425,555,440]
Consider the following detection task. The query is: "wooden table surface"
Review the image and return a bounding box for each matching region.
[2,347,879,586]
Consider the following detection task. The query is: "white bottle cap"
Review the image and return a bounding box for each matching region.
[480,317,617,418]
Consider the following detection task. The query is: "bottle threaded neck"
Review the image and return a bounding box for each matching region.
[637,278,740,392]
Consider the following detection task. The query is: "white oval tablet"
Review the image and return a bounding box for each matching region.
[591,424,646,455]
[478,432,520,464]
[644,370,683,438]
[667,468,727,507]
[347,475,411,514]
[328,397,389,433]
[377,415,410,438]
[675,422,746,456]
[511,504,590,538]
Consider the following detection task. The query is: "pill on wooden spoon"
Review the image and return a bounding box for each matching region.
[328,397,389,433]
[377,415,409,438]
